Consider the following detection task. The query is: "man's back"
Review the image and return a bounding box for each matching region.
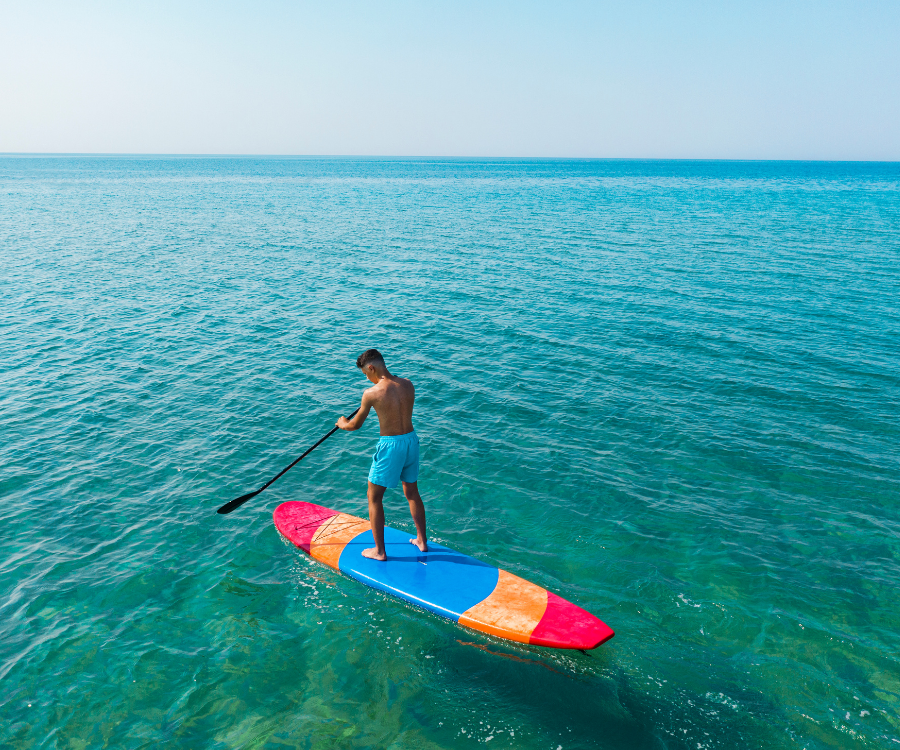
[366,375,415,436]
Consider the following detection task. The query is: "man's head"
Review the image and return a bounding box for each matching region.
[356,348,386,383]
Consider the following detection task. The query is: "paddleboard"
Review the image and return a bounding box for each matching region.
[274,501,614,650]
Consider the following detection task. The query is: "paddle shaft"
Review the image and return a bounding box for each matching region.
[217,408,359,515]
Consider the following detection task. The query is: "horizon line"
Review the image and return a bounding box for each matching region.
[1,153,898,164]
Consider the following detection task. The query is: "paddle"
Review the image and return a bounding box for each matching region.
[216,408,359,515]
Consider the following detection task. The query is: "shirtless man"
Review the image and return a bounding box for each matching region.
[336,349,427,561]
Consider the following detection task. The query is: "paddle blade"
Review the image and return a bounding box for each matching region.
[217,489,260,515]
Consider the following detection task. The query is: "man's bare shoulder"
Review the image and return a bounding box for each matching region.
[363,383,386,400]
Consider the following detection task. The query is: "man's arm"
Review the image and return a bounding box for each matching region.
[336,391,372,431]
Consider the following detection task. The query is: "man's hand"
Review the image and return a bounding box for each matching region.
[337,395,371,432]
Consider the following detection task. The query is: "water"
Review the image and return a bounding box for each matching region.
[1,157,898,749]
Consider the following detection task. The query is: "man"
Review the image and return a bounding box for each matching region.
[336,349,427,560]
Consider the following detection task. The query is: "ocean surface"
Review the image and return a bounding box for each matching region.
[1,156,898,750]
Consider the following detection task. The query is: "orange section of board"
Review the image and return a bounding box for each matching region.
[309,513,369,569]
[458,569,548,643]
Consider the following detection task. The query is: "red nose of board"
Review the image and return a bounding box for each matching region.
[529,591,615,650]
[273,501,338,552]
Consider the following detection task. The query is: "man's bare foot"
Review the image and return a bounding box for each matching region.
[409,538,428,552]
[362,547,387,561]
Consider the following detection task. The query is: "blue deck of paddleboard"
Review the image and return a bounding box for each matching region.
[338,526,500,620]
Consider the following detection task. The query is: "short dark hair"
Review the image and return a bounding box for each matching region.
[356,348,385,369]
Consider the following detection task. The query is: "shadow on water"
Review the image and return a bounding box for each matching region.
[422,633,784,750]
[426,636,658,749]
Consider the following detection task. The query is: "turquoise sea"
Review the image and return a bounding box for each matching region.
[1,157,898,749]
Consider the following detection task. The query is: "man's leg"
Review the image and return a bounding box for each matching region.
[363,481,388,561]
[403,481,428,552]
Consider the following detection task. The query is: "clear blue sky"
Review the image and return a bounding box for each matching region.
[1,0,898,159]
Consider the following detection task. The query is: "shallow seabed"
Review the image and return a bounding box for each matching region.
[1,157,898,749]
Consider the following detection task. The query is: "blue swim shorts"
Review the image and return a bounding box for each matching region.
[368,431,420,489]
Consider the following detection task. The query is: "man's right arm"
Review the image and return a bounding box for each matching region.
[336,391,373,431]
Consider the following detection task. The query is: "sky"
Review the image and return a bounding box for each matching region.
[1,0,898,159]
